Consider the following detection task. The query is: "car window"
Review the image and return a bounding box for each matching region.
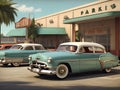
[79,46,93,53]
[10,45,23,50]
[68,46,77,52]
[79,47,85,53]
[35,46,44,50]
[24,46,33,50]
[94,47,104,53]
[57,45,77,52]
[4,46,12,49]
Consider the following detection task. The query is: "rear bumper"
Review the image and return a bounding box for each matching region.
[27,67,56,75]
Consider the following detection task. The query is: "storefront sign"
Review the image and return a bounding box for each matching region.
[80,3,116,16]
[85,29,107,36]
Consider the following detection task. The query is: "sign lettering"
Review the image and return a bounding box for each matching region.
[80,3,116,16]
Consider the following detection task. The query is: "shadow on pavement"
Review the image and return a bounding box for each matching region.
[0,81,120,90]
[34,68,120,81]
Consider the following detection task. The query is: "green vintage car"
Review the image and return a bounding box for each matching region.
[28,42,119,79]
[0,43,47,67]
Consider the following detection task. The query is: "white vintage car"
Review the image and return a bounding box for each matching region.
[28,42,119,79]
[0,43,47,67]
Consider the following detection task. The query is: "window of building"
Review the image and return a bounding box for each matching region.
[83,29,110,52]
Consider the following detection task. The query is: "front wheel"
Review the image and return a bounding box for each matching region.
[12,62,20,67]
[56,64,69,79]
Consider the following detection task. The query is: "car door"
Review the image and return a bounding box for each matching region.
[22,45,45,63]
[77,46,101,72]
[22,46,35,63]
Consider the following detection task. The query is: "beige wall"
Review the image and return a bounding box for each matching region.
[35,11,74,40]
[35,0,120,42]
[36,18,47,27]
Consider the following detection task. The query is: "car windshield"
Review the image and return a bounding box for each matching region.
[56,45,77,52]
[10,45,23,50]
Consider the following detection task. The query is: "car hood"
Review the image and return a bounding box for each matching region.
[30,51,108,63]
[30,51,77,61]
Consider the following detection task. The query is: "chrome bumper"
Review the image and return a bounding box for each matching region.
[27,67,56,75]
[0,59,6,64]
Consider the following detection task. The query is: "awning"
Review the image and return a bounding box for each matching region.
[64,12,120,24]
[6,28,26,37]
[37,27,67,35]
[6,27,67,37]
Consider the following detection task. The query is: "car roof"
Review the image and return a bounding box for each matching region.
[14,43,43,46]
[60,42,105,49]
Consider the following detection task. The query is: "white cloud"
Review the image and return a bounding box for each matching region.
[13,4,42,12]
[35,8,42,12]
[18,5,33,12]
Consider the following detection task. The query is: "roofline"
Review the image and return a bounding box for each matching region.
[35,0,110,20]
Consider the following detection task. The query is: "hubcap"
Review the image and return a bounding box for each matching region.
[58,67,66,75]
[56,64,69,79]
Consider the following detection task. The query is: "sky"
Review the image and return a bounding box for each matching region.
[1,0,97,35]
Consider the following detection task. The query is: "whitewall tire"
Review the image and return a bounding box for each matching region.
[12,62,20,67]
[104,68,112,73]
[56,64,69,79]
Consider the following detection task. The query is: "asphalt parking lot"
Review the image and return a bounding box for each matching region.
[0,64,120,90]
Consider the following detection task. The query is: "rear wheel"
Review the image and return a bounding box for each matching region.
[56,64,69,79]
[12,62,20,67]
[104,68,112,73]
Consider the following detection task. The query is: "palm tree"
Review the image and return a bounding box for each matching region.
[28,18,38,43]
[0,0,17,44]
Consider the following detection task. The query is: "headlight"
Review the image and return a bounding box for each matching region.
[2,60,6,63]
[28,57,32,61]
[47,57,52,63]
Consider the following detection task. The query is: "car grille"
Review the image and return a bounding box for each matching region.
[31,60,47,69]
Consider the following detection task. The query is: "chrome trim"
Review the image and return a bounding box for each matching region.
[28,67,56,75]
[32,60,48,68]
[5,57,23,61]
[101,60,118,63]
[36,60,48,65]
[0,57,23,64]
[99,60,119,70]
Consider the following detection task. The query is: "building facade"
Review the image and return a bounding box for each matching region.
[35,0,120,57]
